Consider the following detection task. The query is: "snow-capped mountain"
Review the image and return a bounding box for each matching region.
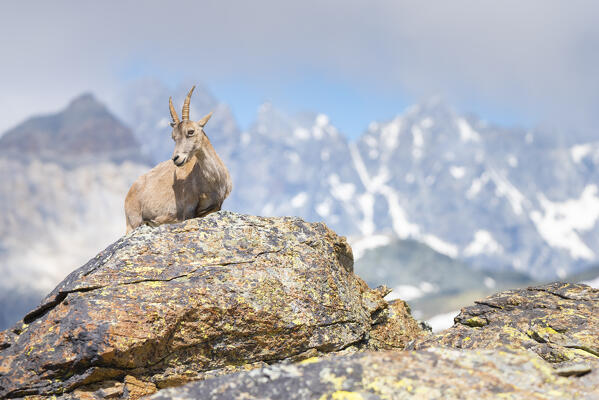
[225,103,365,236]
[349,98,599,279]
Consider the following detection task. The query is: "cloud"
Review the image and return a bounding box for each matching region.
[0,1,598,137]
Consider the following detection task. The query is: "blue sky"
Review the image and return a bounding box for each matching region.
[0,1,597,140]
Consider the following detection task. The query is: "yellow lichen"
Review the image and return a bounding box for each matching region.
[299,357,321,365]
[329,391,364,400]
[321,371,346,390]
[464,316,487,327]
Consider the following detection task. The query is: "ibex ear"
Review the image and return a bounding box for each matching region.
[198,111,213,127]
[170,122,177,128]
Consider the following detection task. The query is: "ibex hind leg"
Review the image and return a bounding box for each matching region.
[125,211,143,234]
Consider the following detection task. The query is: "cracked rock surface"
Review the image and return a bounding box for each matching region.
[413,282,599,372]
[150,347,599,400]
[149,282,599,400]
[0,211,423,399]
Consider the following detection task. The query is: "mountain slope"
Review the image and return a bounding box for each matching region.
[349,99,599,279]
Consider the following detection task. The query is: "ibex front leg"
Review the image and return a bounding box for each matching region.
[195,192,222,218]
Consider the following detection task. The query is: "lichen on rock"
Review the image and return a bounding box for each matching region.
[149,347,599,399]
[413,282,599,371]
[0,212,422,399]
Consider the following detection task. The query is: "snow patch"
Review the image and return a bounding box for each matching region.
[350,234,392,260]
[363,135,377,148]
[582,276,599,288]
[349,143,420,239]
[315,113,329,127]
[466,173,490,199]
[422,234,459,258]
[488,169,527,215]
[464,230,503,257]
[315,200,332,218]
[507,155,518,168]
[426,311,459,332]
[411,126,424,159]
[328,174,355,202]
[386,281,438,302]
[357,193,375,236]
[530,185,599,260]
[412,126,424,147]
[293,127,310,140]
[420,117,434,128]
[450,166,466,179]
[484,277,496,289]
[457,118,481,142]
[571,144,592,163]
[290,192,308,208]
[381,119,401,150]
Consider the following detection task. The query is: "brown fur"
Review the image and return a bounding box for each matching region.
[124,90,232,233]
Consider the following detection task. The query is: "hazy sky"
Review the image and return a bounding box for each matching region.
[1,1,598,139]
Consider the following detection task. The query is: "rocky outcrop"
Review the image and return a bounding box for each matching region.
[149,282,599,400]
[413,282,599,372]
[2,209,598,399]
[150,347,599,400]
[0,212,423,399]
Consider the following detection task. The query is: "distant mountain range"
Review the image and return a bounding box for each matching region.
[2,79,599,329]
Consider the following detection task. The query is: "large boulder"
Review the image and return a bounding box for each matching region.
[0,212,423,399]
[413,282,599,370]
[149,347,599,399]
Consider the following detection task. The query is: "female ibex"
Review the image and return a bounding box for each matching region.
[124,86,232,233]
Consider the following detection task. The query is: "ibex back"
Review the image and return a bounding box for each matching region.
[124,86,232,233]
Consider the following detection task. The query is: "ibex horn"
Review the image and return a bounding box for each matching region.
[169,96,180,125]
[182,85,195,121]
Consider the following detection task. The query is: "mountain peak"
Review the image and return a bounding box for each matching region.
[0,93,144,165]
[408,95,456,119]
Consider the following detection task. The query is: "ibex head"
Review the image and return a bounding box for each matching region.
[169,86,213,167]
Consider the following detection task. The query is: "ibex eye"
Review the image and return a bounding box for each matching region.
[187,129,195,136]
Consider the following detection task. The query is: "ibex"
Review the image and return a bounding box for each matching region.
[124,86,232,233]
